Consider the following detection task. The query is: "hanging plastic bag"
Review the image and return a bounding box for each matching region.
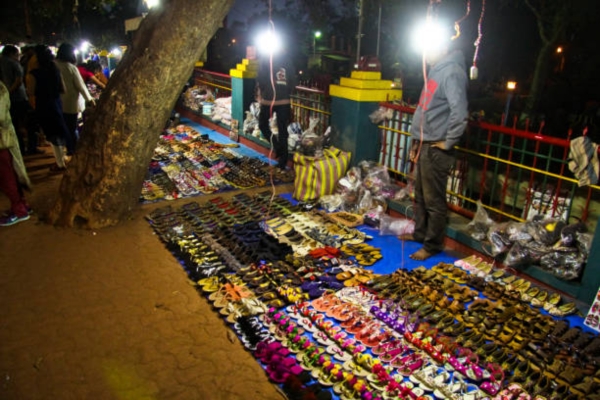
[368,106,394,124]
[244,102,260,135]
[379,215,415,236]
[287,122,303,152]
[298,117,322,156]
[467,201,493,240]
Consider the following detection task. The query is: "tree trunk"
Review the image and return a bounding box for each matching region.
[48,0,235,228]
[524,43,553,116]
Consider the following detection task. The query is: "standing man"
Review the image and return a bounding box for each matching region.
[0,45,40,155]
[401,31,469,260]
[257,50,296,169]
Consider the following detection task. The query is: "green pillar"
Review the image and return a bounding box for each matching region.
[577,216,600,305]
[230,59,258,134]
[107,55,117,72]
[329,71,401,166]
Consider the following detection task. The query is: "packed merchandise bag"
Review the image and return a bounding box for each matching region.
[293,147,351,201]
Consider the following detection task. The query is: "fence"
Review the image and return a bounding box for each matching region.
[291,85,331,134]
[378,102,600,231]
[182,69,332,145]
[192,69,232,98]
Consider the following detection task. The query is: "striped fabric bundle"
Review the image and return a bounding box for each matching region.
[293,147,351,201]
[568,136,599,187]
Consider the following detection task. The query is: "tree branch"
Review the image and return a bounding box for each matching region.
[524,0,549,43]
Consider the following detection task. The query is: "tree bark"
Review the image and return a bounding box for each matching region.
[48,0,235,228]
[524,43,553,116]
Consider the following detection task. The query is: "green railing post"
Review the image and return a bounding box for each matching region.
[329,71,401,166]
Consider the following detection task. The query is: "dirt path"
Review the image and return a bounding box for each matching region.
[0,150,287,400]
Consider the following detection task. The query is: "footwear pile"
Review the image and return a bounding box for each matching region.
[147,190,600,399]
[141,125,294,203]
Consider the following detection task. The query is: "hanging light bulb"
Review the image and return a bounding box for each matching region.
[411,18,451,55]
[255,29,281,55]
[144,0,159,9]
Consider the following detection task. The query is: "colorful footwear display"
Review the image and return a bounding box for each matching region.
[141,125,294,203]
[146,190,599,400]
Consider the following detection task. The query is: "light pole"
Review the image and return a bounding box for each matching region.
[503,81,517,126]
[313,30,321,56]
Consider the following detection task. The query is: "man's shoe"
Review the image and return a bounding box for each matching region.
[0,213,30,227]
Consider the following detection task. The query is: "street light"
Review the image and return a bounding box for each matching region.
[503,81,517,126]
[556,46,565,72]
[313,30,321,56]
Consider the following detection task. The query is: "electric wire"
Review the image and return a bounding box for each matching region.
[472,0,486,68]
[266,0,278,215]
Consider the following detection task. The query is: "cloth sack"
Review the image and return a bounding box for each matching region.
[293,147,351,201]
[568,136,599,187]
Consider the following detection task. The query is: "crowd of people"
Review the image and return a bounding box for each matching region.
[0,42,107,226]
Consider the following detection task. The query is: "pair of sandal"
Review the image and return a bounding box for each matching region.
[336,268,378,287]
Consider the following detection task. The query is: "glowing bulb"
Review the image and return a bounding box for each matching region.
[256,29,281,55]
[411,19,451,54]
[80,41,90,53]
[314,31,322,39]
[144,0,159,9]
[507,81,517,91]
[110,48,121,56]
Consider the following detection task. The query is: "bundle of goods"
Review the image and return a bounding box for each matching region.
[319,160,408,233]
[467,201,592,281]
[210,96,232,126]
[243,102,262,138]
[181,85,214,111]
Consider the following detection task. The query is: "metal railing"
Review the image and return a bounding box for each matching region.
[192,69,232,98]
[378,102,600,231]
[291,86,331,133]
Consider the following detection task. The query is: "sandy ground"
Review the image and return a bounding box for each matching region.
[0,149,288,400]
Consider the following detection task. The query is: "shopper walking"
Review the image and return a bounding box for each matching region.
[257,51,296,169]
[400,33,469,260]
[0,81,32,226]
[55,43,95,156]
[27,45,70,172]
[0,45,40,155]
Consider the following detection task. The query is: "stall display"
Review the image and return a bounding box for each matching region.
[210,97,232,126]
[140,125,294,202]
[466,202,591,281]
[145,189,600,400]
[182,85,214,112]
